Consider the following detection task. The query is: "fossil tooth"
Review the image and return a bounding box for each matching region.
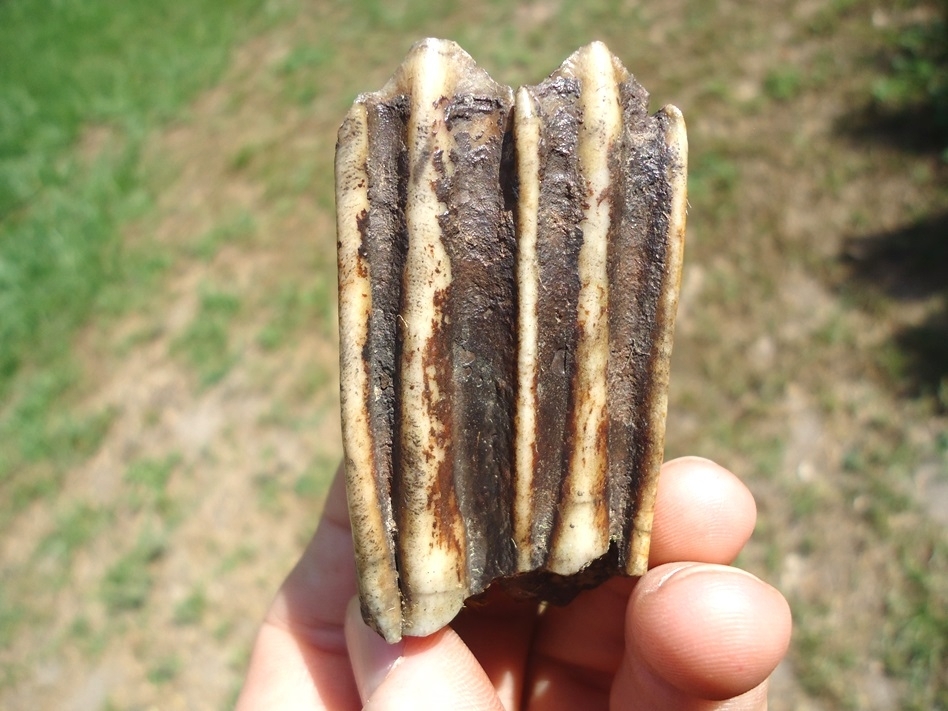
[513,42,688,583]
[336,39,686,643]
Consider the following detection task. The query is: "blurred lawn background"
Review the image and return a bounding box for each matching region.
[1,0,946,709]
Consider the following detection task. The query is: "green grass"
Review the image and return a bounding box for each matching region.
[147,655,182,685]
[0,0,266,394]
[125,454,181,521]
[0,592,24,649]
[256,280,331,351]
[276,42,337,106]
[885,537,948,710]
[687,148,740,223]
[0,368,116,519]
[100,532,166,613]
[764,66,804,102]
[66,615,108,657]
[257,283,307,351]
[171,287,242,386]
[173,587,207,627]
[126,455,178,493]
[0,0,268,528]
[35,503,112,565]
[294,454,337,501]
[189,211,257,262]
[870,0,948,149]
[254,471,284,515]
[216,545,257,576]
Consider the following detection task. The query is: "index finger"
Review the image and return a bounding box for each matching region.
[648,456,758,566]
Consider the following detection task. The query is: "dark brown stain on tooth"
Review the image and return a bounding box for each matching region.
[605,78,685,572]
[415,320,465,568]
[437,91,518,593]
[414,296,454,510]
[605,77,657,563]
[361,100,411,541]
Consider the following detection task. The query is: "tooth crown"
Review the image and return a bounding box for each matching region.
[336,39,687,642]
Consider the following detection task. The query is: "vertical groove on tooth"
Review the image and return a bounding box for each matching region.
[618,105,687,574]
[510,41,686,586]
[515,74,584,575]
[336,102,403,642]
[395,40,467,636]
[604,77,688,576]
[438,81,517,599]
[513,87,541,572]
[344,39,517,640]
[546,42,621,576]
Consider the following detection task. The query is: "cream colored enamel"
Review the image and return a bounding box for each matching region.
[401,570,472,637]
[626,106,688,576]
[547,42,621,575]
[336,102,403,641]
[513,87,541,572]
[549,501,607,575]
[396,40,468,628]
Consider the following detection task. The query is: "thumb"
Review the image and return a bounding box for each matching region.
[344,597,505,711]
[612,563,791,710]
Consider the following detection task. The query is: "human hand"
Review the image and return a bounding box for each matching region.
[236,456,791,710]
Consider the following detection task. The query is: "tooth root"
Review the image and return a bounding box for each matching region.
[338,39,687,642]
[338,39,516,641]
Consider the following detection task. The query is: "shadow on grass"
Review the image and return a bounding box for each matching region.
[840,100,948,157]
[841,211,948,300]
[841,211,948,407]
[832,2,948,408]
[836,0,948,156]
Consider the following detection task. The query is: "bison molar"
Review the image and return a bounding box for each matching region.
[336,38,687,643]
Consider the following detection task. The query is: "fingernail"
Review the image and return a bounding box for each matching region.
[649,562,763,591]
[345,597,406,703]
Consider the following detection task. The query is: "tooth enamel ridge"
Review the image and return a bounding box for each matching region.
[336,39,687,642]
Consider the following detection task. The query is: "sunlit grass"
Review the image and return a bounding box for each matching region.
[0,0,266,393]
[100,531,166,613]
[171,287,242,387]
[0,0,268,529]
